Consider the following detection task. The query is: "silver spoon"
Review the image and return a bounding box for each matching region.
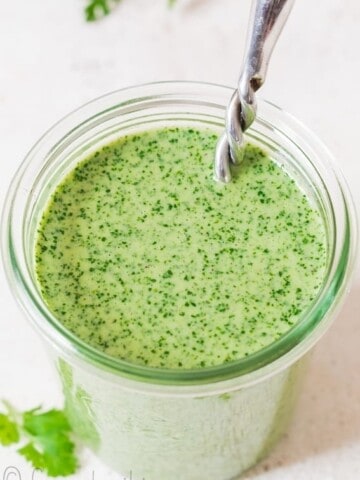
[214,0,295,183]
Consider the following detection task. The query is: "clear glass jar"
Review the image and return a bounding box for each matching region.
[1,82,357,480]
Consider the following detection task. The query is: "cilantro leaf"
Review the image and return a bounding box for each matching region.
[84,0,177,21]
[19,408,78,477]
[18,443,45,471]
[18,435,77,477]
[0,413,20,446]
[23,408,71,436]
[85,0,121,21]
[0,402,79,477]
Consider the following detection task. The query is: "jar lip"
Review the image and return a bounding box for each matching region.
[2,81,358,388]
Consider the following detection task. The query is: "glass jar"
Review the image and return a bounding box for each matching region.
[1,82,357,480]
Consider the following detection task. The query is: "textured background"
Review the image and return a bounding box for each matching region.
[0,0,359,478]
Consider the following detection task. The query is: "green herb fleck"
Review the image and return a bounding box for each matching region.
[85,0,176,21]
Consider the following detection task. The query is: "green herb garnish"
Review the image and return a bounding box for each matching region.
[0,401,78,477]
[85,0,121,21]
[85,0,177,21]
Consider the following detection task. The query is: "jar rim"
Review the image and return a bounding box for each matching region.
[2,81,357,389]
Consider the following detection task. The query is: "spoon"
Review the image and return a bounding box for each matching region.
[214,0,295,183]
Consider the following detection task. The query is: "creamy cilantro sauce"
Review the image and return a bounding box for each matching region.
[35,127,327,369]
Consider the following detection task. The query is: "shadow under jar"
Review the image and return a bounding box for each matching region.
[2,82,357,480]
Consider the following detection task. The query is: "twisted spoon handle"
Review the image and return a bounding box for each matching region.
[215,0,295,183]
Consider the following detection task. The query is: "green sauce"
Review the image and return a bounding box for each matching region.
[35,127,327,369]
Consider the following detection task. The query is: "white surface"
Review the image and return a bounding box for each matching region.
[0,0,359,478]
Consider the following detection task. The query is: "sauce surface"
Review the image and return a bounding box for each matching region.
[35,127,327,368]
